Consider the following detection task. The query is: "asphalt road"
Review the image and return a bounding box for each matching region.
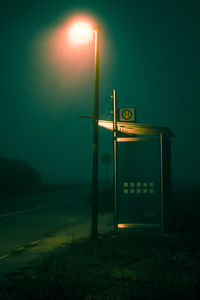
[0,184,91,259]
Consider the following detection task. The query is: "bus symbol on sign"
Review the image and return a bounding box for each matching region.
[119,108,136,122]
[122,110,132,120]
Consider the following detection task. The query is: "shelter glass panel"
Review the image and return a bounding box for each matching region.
[118,140,161,225]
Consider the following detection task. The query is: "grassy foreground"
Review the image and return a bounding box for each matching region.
[0,230,200,300]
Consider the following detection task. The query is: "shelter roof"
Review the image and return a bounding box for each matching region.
[98,120,174,137]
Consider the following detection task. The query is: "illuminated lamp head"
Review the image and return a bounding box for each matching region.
[69,21,93,44]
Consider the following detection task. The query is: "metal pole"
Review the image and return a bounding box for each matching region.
[91,28,100,239]
[160,133,164,233]
[106,164,108,182]
[113,90,118,236]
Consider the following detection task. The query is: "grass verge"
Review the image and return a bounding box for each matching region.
[0,229,200,300]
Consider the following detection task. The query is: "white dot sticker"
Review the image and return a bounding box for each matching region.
[124,189,129,194]
[130,189,135,194]
[124,182,128,187]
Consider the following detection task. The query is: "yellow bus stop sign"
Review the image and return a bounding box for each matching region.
[119,108,136,122]
[122,110,132,120]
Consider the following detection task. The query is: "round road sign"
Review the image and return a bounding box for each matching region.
[102,153,111,165]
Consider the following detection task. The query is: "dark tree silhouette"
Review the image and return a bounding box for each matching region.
[0,156,41,198]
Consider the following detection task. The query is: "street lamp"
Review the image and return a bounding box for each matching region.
[69,21,101,239]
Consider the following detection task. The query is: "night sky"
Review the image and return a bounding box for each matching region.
[0,0,200,187]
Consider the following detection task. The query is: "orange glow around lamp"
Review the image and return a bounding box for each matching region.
[69,21,101,239]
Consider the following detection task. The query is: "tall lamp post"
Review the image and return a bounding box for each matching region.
[91,25,101,239]
[69,21,101,239]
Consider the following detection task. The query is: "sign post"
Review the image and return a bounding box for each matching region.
[112,90,118,236]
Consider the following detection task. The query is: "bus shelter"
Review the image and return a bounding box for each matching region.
[99,119,174,233]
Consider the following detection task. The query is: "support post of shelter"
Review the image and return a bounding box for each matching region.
[112,90,118,236]
[160,133,172,233]
[160,133,164,233]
